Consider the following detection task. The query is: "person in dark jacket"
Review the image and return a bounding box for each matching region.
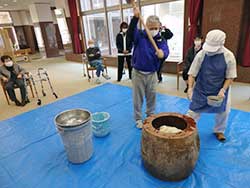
[182,36,203,92]
[116,22,133,81]
[127,7,169,129]
[86,40,110,84]
[0,55,27,106]
[157,25,173,82]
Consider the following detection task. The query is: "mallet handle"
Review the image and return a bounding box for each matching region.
[131,1,159,52]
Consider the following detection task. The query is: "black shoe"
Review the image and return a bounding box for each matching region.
[21,100,27,106]
[25,98,30,103]
[15,100,22,106]
[184,87,188,93]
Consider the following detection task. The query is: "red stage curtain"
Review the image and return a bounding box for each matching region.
[242,25,250,67]
[68,0,82,54]
[186,0,203,51]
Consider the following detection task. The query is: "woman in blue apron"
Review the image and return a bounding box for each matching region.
[186,29,237,141]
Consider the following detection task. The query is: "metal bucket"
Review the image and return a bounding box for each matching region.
[55,109,93,164]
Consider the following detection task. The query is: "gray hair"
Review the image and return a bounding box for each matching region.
[146,15,160,25]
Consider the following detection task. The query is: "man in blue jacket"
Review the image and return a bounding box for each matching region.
[127,7,169,129]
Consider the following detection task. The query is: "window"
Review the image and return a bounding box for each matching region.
[107,0,120,7]
[80,0,91,11]
[92,0,104,9]
[80,0,185,58]
[57,18,71,44]
[34,26,44,48]
[122,0,137,4]
[55,9,71,45]
[6,27,18,49]
[123,8,133,24]
[83,13,109,54]
[141,0,185,61]
[0,12,12,24]
[0,34,4,49]
[108,10,121,55]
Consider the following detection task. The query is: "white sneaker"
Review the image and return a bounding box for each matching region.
[102,73,111,80]
[136,120,143,129]
[95,78,101,84]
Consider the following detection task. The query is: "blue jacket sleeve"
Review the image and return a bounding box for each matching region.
[127,16,140,44]
[158,39,170,60]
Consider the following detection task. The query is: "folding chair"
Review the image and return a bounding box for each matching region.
[83,56,108,82]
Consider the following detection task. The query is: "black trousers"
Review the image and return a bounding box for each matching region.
[5,79,26,101]
[117,55,132,81]
[157,59,165,81]
[182,68,189,81]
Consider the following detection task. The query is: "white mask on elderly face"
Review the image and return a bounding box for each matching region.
[5,61,13,67]
[150,29,159,37]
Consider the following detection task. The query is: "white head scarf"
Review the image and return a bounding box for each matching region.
[203,29,226,56]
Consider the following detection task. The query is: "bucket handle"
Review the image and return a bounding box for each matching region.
[57,126,64,132]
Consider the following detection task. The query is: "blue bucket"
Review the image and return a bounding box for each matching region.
[91,112,110,137]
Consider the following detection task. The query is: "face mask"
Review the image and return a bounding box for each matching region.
[150,29,159,37]
[89,44,95,48]
[5,61,13,67]
[122,28,128,33]
[194,40,202,46]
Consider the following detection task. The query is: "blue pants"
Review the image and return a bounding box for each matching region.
[89,60,104,77]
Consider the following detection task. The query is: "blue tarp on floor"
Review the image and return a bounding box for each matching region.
[0,83,250,188]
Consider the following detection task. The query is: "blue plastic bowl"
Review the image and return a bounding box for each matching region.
[91,112,110,137]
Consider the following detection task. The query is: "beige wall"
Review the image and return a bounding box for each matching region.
[202,0,245,56]
[10,11,23,26]
[29,3,53,23]
[55,0,71,17]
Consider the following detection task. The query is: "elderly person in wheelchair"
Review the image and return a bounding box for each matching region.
[86,39,110,84]
[0,55,27,106]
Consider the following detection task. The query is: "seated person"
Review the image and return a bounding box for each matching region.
[0,55,27,106]
[182,35,203,92]
[86,40,110,84]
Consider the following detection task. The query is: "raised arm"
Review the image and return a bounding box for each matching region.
[127,8,140,44]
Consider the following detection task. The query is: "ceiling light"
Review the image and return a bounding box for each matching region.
[0,6,3,8]
[4,4,8,6]
[13,0,17,2]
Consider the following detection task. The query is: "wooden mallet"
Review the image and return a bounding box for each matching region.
[126,0,160,53]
